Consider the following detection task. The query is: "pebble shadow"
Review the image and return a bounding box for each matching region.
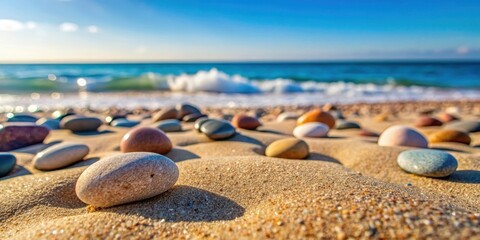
[224,133,264,146]
[252,147,266,156]
[1,165,31,180]
[105,185,245,222]
[37,178,87,209]
[72,130,115,136]
[256,129,288,135]
[306,152,343,164]
[12,140,63,155]
[165,148,201,162]
[67,157,101,169]
[441,170,480,184]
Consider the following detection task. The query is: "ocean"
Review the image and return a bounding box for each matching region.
[0,61,479,110]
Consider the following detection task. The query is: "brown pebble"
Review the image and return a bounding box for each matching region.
[414,116,443,127]
[357,130,380,137]
[265,138,309,159]
[428,129,471,145]
[120,127,172,154]
[297,109,335,128]
[0,123,50,151]
[152,108,178,122]
[231,114,261,130]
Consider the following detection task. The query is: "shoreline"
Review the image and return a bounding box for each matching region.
[0,90,479,112]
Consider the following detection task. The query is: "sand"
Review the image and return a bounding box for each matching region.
[1,101,480,239]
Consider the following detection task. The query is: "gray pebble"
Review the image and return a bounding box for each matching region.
[111,118,140,128]
[336,120,361,130]
[200,119,236,140]
[60,115,103,132]
[194,117,210,132]
[397,149,458,178]
[0,153,16,177]
[183,113,208,122]
[6,113,38,123]
[154,119,182,132]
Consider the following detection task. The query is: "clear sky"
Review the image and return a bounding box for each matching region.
[1,0,479,62]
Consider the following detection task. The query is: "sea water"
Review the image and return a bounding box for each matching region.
[0,61,479,110]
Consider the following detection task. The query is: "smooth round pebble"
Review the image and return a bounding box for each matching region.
[0,123,50,151]
[182,113,207,122]
[297,109,335,128]
[111,118,140,128]
[276,112,299,122]
[335,120,361,130]
[397,149,458,177]
[200,119,236,140]
[6,113,38,123]
[152,108,178,122]
[194,117,210,132]
[231,114,261,130]
[428,129,471,145]
[378,125,428,148]
[121,127,172,154]
[176,103,201,119]
[444,120,480,133]
[414,116,443,127]
[36,118,60,130]
[293,122,329,138]
[60,116,103,132]
[0,153,16,177]
[265,138,309,159]
[75,152,179,207]
[155,119,182,132]
[33,143,89,170]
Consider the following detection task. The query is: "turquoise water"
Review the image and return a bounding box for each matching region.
[0,61,479,109]
[0,61,479,93]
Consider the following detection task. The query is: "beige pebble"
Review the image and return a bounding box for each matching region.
[33,142,89,170]
[293,122,329,138]
[265,138,309,159]
[378,125,428,148]
[75,152,179,207]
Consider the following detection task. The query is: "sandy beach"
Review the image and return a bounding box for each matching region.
[0,100,479,239]
[2,0,480,238]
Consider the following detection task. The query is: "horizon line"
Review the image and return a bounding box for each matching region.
[1,58,480,65]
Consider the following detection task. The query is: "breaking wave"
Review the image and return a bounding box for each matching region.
[0,67,479,109]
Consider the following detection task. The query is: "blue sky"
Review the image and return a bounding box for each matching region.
[0,0,479,62]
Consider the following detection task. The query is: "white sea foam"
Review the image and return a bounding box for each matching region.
[166,68,261,93]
